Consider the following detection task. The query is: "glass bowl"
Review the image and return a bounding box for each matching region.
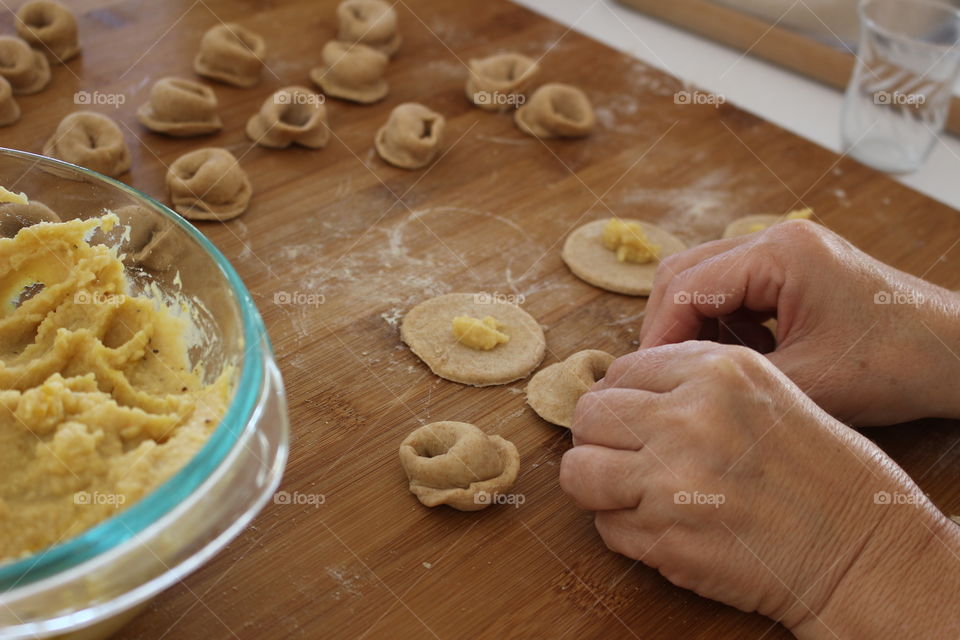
[0,147,289,639]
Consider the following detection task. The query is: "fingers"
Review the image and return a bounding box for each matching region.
[595,342,716,393]
[571,387,660,450]
[642,236,752,342]
[594,510,671,562]
[560,444,646,511]
[639,242,784,349]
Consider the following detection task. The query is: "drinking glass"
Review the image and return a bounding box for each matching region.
[841,0,960,173]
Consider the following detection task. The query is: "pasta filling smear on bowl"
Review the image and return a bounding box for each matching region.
[0,187,229,563]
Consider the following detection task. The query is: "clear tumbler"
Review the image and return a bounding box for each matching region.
[841,0,960,173]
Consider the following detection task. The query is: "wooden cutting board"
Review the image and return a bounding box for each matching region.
[2,1,959,638]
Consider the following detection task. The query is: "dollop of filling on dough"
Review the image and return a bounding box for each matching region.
[0,214,228,562]
[748,207,814,233]
[602,218,659,264]
[452,315,509,350]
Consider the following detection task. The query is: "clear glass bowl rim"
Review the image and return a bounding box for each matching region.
[0,147,266,590]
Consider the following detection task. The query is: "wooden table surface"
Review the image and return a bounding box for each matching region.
[2,0,959,638]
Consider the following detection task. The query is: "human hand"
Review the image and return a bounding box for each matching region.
[560,341,960,638]
[639,220,960,425]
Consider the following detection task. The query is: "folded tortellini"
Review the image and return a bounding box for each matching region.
[375,103,445,170]
[310,40,389,104]
[15,0,80,64]
[137,77,222,137]
[43,111,131,177]
[194,23,266,88]
[399,421,519,511]
[246,86,330,149]
[0,200,60,238]
[466,52,539,112]
[166,147,252,221]
[515,83,595,138]
[112,205,181,272]
[0,77,20,127]
[526,350,615,428]
[336,0,401,57]
[0,36,51,94]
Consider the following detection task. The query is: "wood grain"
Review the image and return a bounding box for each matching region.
[617,0,960,136]
[1,1,959,638]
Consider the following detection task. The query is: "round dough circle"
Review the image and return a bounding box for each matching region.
[400,293,545,386]
[561,219,687,296]
[722,214,782,239]
[526,349,615,428]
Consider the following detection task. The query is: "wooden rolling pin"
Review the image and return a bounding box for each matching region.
[616,0,960,136]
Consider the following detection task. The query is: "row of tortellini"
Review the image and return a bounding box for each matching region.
[0,0,79,124]
[4,0,413,222]
[5,0,598,223]
[0,0,396,222]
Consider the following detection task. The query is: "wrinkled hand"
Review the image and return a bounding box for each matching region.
[560,341,960,638]
[639,220,960,425]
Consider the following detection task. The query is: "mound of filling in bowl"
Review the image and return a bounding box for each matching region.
[0,191,229,562]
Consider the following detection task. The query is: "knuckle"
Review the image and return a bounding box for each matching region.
[594,514,629,555]
[662,277,689,303]
[570,392,600,433]
[701,344,764,378]
[656,252,687,278]
[601,534,632,558]
[599,354,635,386]
[698,349,741,381]
[767,218,827,250]
[558,448,586,494]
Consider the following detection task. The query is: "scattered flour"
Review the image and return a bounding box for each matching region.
[475,134,532,146]
[594,106,617,130]
[492,406,528,432]
[380,308,403,327]
[421,59,464,79]
[617,168,748,243]
[326,566,364,600]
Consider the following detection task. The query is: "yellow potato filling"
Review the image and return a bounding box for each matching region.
[748,207,814,233]
[0,209,228,562]
[0,186,28,205]
[452,315,509,350]
[601,218,659,264]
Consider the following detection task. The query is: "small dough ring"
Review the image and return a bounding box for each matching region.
[193,23,266,88]
[466,52,538,112]
[399,421,519,511]
[166,147,252,221]
[375,103,444,169]
[337,0,401,56]
[137,77,223,137]
[515,83,595,138]
[526,350,615,428]
[0,201,60,238]
[15,0,80,64]
[43,111,131,178]
[0,77,20,127]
